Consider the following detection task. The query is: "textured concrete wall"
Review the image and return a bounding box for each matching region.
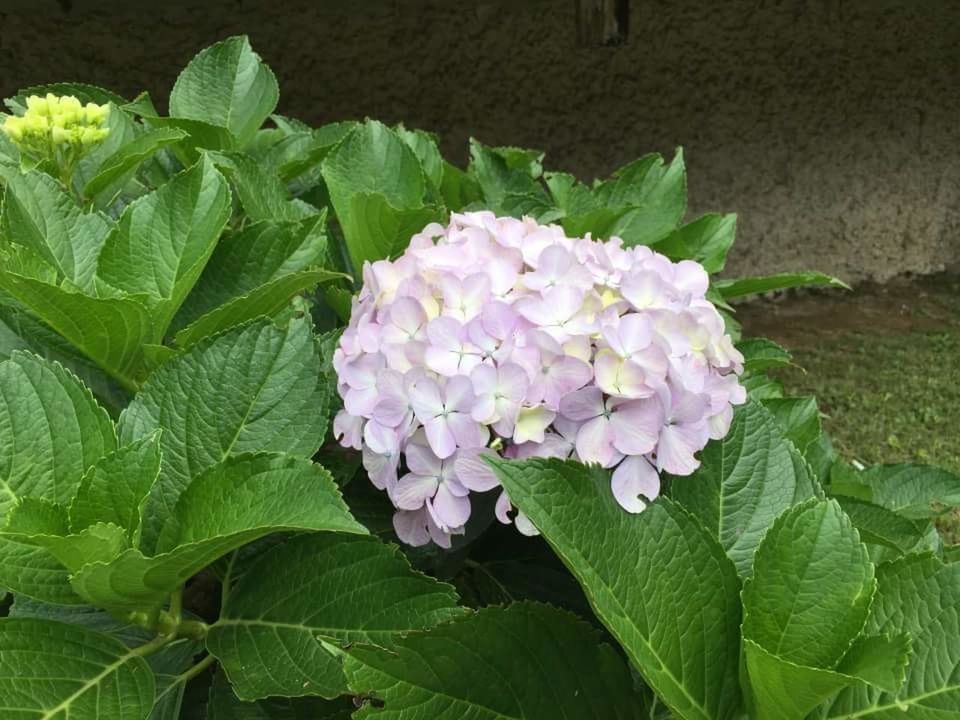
[1,0,958,283]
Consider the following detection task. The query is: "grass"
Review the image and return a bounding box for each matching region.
[736,274,960,544]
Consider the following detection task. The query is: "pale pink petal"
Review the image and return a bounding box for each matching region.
[495,491,513,524]
[445,375,477,413]
[363,419,399,456]
[514,511,540,536]
[405,440,442,476]
[393,473,440,510]
[610,399,663,455]
[387,296,427,338]
[469,363,498,396]
[446,412,488,450]
[558,386,604,422]
[455,448,501,492]
[656,423,708,475]
[333,410,363,449]
[424,417,457,459]
[393,509,431,546]
[611,455,660,513]
[344,385,379,417]
[408,376,444,420]
[575,415,622,468]
[428,484,471,530]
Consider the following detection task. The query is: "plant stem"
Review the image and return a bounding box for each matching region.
[153,653,218,705]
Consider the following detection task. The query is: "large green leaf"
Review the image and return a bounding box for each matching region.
[0,617,155,719]
[0,303,128,414]
[762,396,822,454]
[741,500,884,719]
[70,453,366,611]
[209,151,318,222]
[652,213,736,273]
[490,457,743,720]
[69,433,162,545]
[0,272,156,388]
[95,155,232,338]
[1,168,113,291]
[169,35,279,147]
[0,535,81,603]
[208,533,465,700]
[600,150,687,247]
[118,317,330,552]
[345,602,645,719]
[171,215,330,331]
[342,193,445,269]
[816,554,960,718]
[670,400,819,576]
[83,126,188,204]
[0,351,115,519]
[321,120,431,271]
[171,269,344,350]
[835,496,936,560]
[831,463,960,520]
[714,272,849,300]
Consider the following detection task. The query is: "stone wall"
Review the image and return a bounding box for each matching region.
[2,0,958,283]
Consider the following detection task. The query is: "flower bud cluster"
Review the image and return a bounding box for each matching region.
[2,94,110,160]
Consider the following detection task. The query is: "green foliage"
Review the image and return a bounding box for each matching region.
[1,34,954,720]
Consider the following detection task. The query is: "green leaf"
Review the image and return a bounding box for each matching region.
[714,272,849,300]
[343,192,445,271]
[271,121,356,184]
[395,125,443,190]
[5,519,129,574]
[208,533,465,700]
[125,91,236,156]
[490,457,742,720]
[71,453,366,611]
[1,169,113,291]
[169,35,279,147]
[438,160,482,211]
[762,396,822,453]
[670,400,819,576]
[0,536,80,604]
[652,213,736,272]
[740,500,889,720]
[816,554,960,718]
[171,214,330,332]
[467,138,549,216]
[118,317,331,552]
[737,338,794,374]
[83,127,188,203]
[207,670,354,720]
[831,463,960,520]
[743,499,875,667]
[172,268,345,349]
[0,272,155,388]
[345,602,645,719]
[0,351,115,519]
[209,151,319,222]
[600,150,687,247]
[835,496,934,559]
[0,617,155,719]
[95,155,232,338]
[321,120,431,271]
[72,103,139,198]
[69,433,162,545]
[0,303,128,414]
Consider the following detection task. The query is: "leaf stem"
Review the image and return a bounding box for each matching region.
[153,653,218,705]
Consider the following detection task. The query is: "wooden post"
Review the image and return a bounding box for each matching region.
[576,0,629,46]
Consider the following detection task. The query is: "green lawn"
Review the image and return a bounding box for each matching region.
[737,274,960,543]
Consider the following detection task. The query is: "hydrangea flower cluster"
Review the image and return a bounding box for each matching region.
[333,212,746,547]
[2,94,110,163]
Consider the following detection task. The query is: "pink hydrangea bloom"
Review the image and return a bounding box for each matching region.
[333,212,745,546]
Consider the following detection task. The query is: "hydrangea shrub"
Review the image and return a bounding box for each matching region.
[0,36,957,720]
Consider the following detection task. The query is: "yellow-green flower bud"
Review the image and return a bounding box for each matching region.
[2,115,25,141]
[25,95,50,117]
